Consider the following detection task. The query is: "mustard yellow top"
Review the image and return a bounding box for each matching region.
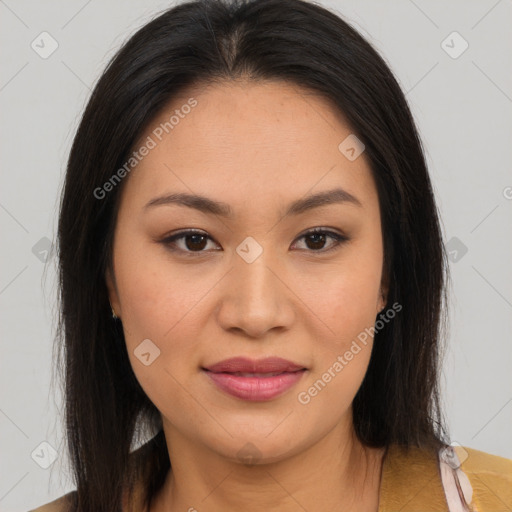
[29,444,512,512]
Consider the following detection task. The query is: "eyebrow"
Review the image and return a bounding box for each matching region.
[143,187,362,217]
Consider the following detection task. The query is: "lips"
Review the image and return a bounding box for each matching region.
[202,357,307,401]
[203,356,305,374]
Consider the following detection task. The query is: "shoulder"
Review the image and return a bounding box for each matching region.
[458,445,512,474]
[379,443,512,511]
[28,490,76,512]
[455,445,512,510]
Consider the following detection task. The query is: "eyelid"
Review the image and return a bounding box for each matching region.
[160,229,221,256]
[159,227,349,256]
[291,227,348,253]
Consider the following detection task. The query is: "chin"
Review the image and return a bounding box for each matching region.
[201,424,311,467]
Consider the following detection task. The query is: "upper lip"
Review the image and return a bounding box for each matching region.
[203,357,306,374]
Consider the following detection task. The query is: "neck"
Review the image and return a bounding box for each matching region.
[151,417,386,512]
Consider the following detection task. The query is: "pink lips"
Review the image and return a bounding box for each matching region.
[202,357,307,401]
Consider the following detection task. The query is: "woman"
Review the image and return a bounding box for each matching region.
[31,0,511,510]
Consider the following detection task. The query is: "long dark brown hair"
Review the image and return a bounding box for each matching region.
[56,0,450,509]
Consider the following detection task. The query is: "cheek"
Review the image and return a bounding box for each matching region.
[296,238,383,400]
[301,248,383,345]
[309,274,380,338]
[295,272,379,417]
[112,236,218,386]
[305,278,377,389]
[114,230,209,338]
[116,255,208,416]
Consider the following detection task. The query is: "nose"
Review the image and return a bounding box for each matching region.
[215,245,295,339]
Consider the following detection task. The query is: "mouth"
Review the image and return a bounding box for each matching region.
[217,371,293,377]
[202,357,307,401]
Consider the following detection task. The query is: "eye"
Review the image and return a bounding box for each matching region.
[160,230,220,255]
[160,227,348,256]
[291,227,348,253]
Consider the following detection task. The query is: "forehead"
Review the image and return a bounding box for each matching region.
[119,79,377,214]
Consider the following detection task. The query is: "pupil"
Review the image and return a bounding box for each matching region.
[186,234,207,251]
[307,233,325,250]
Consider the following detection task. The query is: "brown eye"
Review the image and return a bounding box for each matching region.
[292,228,348,253]
[161,227,348,257]
[161,230,220,255]
[182,233,208,251]
[305,232,328,250]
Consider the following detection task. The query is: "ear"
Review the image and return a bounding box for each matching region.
[377,268,389,314]
[105,266,121,317]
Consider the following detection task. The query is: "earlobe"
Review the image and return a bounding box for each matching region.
[377,291,386,314]
[105,267,120,318]
[378,273,389,313]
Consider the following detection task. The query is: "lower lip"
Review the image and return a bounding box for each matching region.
[204,370,307,401]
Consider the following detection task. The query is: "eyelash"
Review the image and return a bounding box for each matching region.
[160,227,349,257]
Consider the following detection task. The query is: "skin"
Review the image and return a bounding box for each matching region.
[107,79,388,512]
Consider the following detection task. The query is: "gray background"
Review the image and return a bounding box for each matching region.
[1,0,511,510]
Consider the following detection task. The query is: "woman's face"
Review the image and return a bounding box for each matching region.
[107,80,387,464]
